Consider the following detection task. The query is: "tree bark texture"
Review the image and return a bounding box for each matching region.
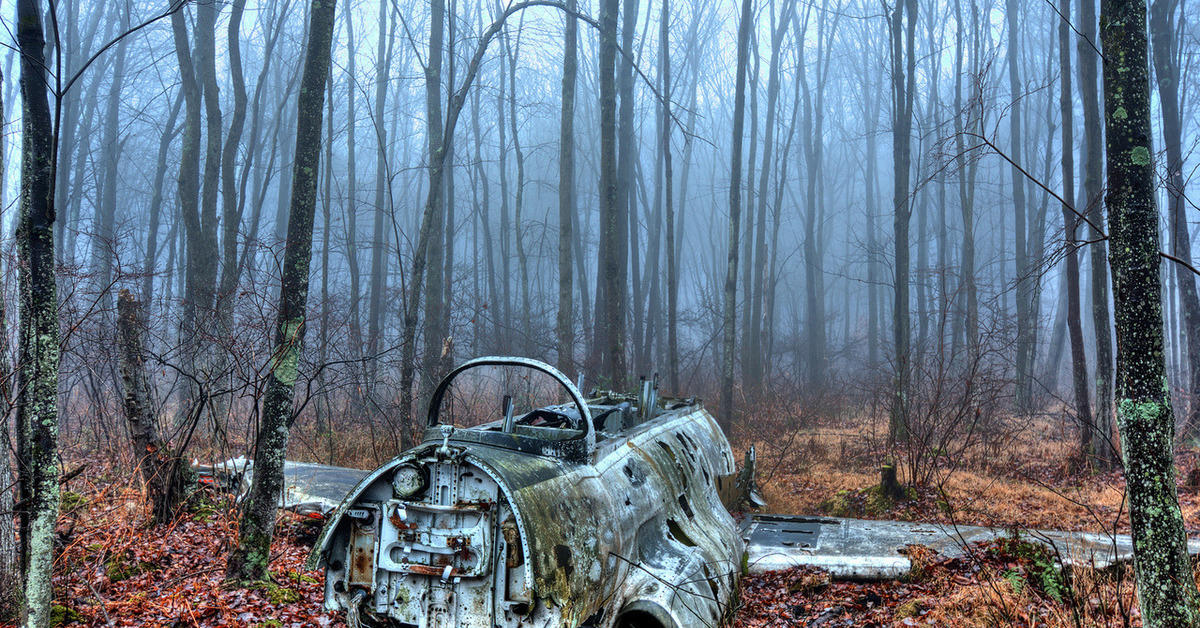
[225,0,336,585]
[1101,0,1200,620]
[558,0,578,376]
[890,0,917,442]
[16,1,60,624]
[722,0,754,432]
[118,291,158,491]
[597,0,624,388]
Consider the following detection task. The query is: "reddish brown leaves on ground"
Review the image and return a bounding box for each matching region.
[734,540,1142,628]
[24,490,344,628]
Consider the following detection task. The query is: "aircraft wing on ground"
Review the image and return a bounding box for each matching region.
[203,458,1200,580]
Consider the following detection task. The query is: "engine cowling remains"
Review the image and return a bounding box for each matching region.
[309,357,745,628]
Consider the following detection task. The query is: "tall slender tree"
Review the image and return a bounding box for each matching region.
[1058,0,1094,456]
[722,0,755,431]
[889,0,918,442]
[1080,0,1115,467]
[1150,0,1200,437]
[597,0,624,387]
[558,0,579,376]
[225,0,337,584]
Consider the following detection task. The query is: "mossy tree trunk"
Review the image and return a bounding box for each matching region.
[15,2,60,625]
[225,0,337,585]
[1101,0,1200,621]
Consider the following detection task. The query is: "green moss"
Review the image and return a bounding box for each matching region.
[104,550,152,582]
[1131,146,1151,166]
[895,600,923,620]
[818,484,917,518]
[1114,106,1128,119]
[270,317,305,387]
[60,490,87,511]
[260,582,300,605]
[49,605,81,627]
[283,569,318,585]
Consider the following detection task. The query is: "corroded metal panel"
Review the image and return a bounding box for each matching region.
[309,358,744,628]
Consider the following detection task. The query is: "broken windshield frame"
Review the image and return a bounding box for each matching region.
[424,356,597,459]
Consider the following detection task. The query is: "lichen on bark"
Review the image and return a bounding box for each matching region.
[1102,0,1200,618]
[225,0,336,586]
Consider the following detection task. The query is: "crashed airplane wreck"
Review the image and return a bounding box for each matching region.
[306,356,749,628]
[198,355,1200,627]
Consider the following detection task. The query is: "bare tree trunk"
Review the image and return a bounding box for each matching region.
[747,0,794,394]
[469,13,500,351]
[890,0,918,442]
[662,0,681,392]
[368,0,393,382]
[1059,0,1094,458]
[597,0,625,387]
[172,3,220,423]
[802,2,837,392]
[498,57,513,345]
[144,93,184,309]
[319,68,333,446]
[953,0,979,364]
[94,3,129,313]
[1081,0,1115,467]
[225,0,336,585]
[558,0,578,375]
[863,17,880,369]
[343,0,364,370]
[625,0,644,380]
[1007,0,1032,410]
[218,0,250,328]
[722,0,754,431]
[1150,0,1200,438]
[505,25,533,355]
[422,0,446,398]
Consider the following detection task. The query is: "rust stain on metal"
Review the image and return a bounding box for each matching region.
[501,516,523,568]
[407,564,458,577]
[310,357,746,628]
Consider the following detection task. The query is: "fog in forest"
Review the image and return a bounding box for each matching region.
[0,0,1195,471]
[4,0,1200,622]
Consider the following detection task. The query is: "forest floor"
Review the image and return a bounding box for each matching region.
[19,409,1200,627]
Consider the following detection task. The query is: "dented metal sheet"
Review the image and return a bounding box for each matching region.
[196,458,369,518]
[742,515,1200,579]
